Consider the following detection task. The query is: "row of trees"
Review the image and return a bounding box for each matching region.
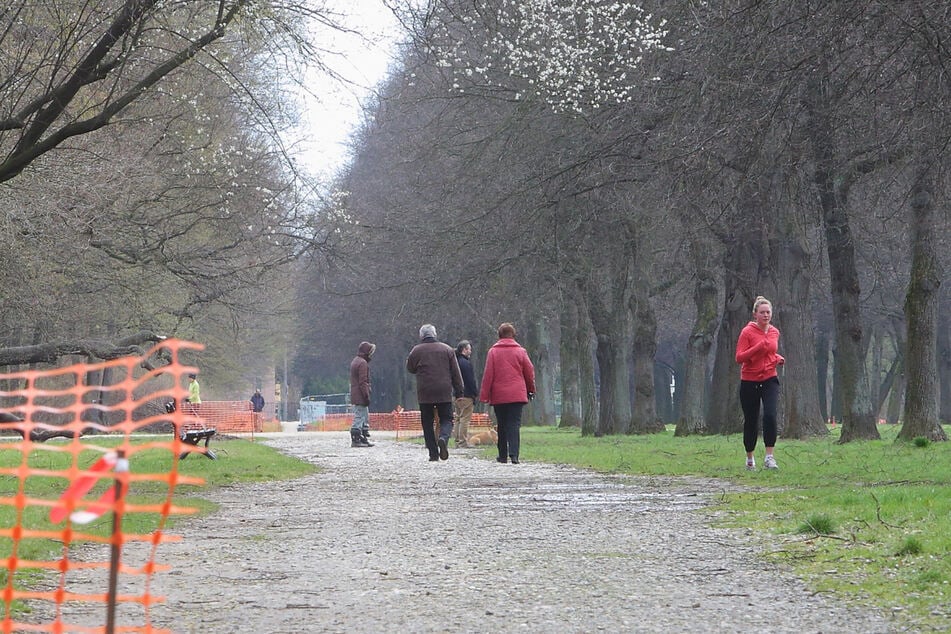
[0,1,947,442]
[294,0,949,442]
[0,1,362,397]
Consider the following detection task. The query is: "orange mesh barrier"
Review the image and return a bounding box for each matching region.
[183,401,259,435]
[392,411,492,440]
[0,339,206,633]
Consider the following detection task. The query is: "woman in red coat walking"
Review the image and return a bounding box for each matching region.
[479,323,536,464]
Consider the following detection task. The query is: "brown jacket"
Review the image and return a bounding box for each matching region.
[349,342,376,406]
[406,338,464,404]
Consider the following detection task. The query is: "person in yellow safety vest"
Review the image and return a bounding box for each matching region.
[187,373,201,404]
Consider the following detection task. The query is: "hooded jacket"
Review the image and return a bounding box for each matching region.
[479,338,535,405]
[735,322,783,382]
[406,337,464,403]
[349,342,376,406]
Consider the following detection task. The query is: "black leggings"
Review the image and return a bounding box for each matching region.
[739,377,780,453]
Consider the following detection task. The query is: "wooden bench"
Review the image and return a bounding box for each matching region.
[179,428,217,460]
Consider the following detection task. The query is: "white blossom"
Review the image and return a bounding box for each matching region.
[427,0,670,114]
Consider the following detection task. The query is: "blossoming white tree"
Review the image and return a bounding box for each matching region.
[414,0,670,113]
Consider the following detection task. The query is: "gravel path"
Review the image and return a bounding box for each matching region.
[30,432,898,633]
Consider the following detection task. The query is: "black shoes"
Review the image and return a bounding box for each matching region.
[350,430,372,447]
[437,438,449,460]
[510,456,519,464]
[429,455,439,462]
[496,457,507,463]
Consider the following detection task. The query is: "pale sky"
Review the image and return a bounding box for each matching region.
[297,1,402,181]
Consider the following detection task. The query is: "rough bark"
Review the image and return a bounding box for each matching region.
[0,331,169,369]
[708,223,760,435]
[524,318,556,426]
[815,320,831,422]
[771,225,827,438]
[585,260,634,436]
[629,233,664,434]
[898,165,946,441]
[675,244,719,436]
[939,304,951,424]
[558,297,583,428]
[803,72,880,441]
[577,303,599,437]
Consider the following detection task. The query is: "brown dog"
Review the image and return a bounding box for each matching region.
[466,427,498,446]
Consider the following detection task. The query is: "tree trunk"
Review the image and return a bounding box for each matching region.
[824,209,878,442]
[591,314,633,435]
[885,359,904,426]
[708,228,759,435]
[898,165,947,441]
[874,320,904,420]
[675,243,719,436]
[583,244,635,436]
[771,229,827,439]
[938,297,951,424]
[524,317,556,426]
[558,296,583,428]
[578,304,599,437]
[815,319,831,422]
[629,236,664,434]
[804,74,879,441]
[654,363,674,423]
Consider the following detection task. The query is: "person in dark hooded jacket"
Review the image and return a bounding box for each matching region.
[350,341,376,447]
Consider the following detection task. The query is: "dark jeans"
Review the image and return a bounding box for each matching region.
[739,377,780,453]
[493,402,525,460]
[420,402,454,458]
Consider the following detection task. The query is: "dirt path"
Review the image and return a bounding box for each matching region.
[30,432,898,633]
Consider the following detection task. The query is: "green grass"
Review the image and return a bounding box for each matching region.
[510,424,951,631]
[0,436,315,618]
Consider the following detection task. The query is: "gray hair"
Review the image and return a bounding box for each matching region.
[419,323,437,340]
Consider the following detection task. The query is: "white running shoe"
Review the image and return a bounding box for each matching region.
[764,454,778,469]
[746,458,755,471]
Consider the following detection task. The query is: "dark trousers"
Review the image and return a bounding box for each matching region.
[494,402,525,460]
[420,402,454,458]
[739,377,780,453]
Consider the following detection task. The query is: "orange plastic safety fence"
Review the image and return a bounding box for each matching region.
[181,401,259,435]
[0,339,207,633]
[389,411,492,440]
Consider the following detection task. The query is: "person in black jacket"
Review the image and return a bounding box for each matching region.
[452,340,479,447]
[250,389,265,413]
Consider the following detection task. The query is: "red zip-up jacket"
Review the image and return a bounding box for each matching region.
[479,338,536,405]
[735,322,784,382]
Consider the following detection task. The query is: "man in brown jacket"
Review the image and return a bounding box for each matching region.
[406,324,464,461]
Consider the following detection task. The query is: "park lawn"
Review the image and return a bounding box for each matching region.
[0,436,315,618]
[517,424,951,631]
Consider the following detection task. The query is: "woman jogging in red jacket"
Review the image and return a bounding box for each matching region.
[735,296,785,470]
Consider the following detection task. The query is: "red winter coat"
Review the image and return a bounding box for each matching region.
[479,338,536,405]
[735,322,784,382]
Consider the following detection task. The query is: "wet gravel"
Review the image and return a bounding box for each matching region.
[29,431,899,633]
